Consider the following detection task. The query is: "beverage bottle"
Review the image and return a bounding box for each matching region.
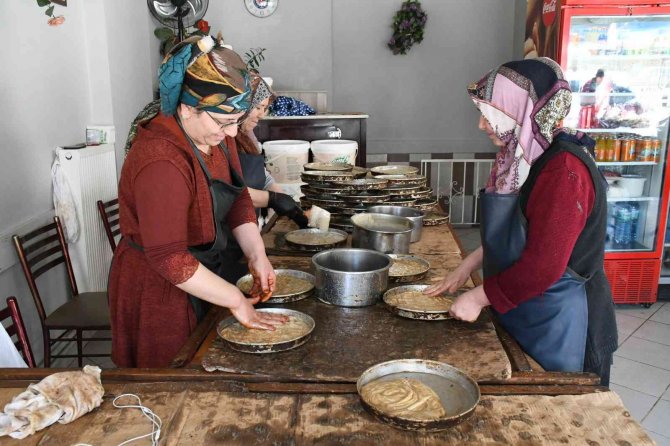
[606,204,617,242]
[614,204,631,244]
[629,203,640,242]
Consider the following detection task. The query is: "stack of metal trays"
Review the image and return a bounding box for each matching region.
[300,164,440,214]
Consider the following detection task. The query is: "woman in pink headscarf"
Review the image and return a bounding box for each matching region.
[426,58,617,385]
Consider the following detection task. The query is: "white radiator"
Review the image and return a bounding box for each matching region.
[56,145,118,292]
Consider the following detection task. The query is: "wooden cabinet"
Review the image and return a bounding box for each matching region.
[255,114,368,167]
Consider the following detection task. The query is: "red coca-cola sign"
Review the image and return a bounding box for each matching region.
[542,0,557,27]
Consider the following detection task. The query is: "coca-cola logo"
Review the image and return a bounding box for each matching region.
[542,0,557,27]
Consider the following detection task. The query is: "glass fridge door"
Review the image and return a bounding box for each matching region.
[563,13,670,254]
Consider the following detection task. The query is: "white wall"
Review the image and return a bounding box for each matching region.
[0,0,154,365]
[200,0,526,156]
[211,0,334,97]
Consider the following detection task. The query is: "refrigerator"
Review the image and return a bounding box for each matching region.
[557,0,670,305]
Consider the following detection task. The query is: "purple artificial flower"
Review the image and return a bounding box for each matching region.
[402,19,410,28]
[410,3,417,11]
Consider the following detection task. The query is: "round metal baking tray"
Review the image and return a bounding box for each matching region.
[301,170,355,183]
[351,166,369,178]
[370,165,420,176]
[340,191,391,204]
[357,359,480,431]
[383,284,466,321]
[217,308,315,354]
[388,254,430,283]
[236,269,315,304]
[284,228,348,248]
[423,211,450,226]
[303,162,353,172]
[414,197,439,211]
[373,174,427,187]
[330,178,389,191]
[384,197,418,207]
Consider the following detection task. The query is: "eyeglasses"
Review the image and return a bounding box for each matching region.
[205,111,245,129]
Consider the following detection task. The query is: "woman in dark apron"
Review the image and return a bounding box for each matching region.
[109,36,286,368]
[220,73,308,284]
[425,58,617,385]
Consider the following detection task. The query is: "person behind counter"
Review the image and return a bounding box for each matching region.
[425,58,618,386]
[110,36,287,368]
[217,72,308,283]
[235,73,307,227]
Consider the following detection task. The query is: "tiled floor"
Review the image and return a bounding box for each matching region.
[454,227,670,445]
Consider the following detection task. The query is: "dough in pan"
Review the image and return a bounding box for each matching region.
[238,274,313,297]
[386,291,453,312]
[221,316,311,344]
[361,378,446,420]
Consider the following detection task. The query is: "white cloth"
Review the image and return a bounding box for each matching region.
[0,366,104,439]
[51,150,80,242]
[0,324,27,368]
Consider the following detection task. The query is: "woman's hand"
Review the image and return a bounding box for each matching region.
[424,264,471,296]
[230,294,288,330]
[248,254,276,302]
[448,286,490,322]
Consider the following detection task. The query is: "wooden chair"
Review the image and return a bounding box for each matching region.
[0,297,36,367]
[13,216,111,367]
[96,198,120,251]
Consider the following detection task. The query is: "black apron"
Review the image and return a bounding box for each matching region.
[216,152,268,285]
[127,117,246,323]
[480,143,602,372]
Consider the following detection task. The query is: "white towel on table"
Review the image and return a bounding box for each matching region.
[0,366,104,439]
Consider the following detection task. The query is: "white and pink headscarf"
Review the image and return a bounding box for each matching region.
[468,58,574,194]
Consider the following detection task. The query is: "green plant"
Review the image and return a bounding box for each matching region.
[244,47,267,72]
[36,0,65,25]
[387,0,427,55]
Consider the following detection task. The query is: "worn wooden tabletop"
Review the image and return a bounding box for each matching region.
[197,218,512,382]
[0,381,652,446]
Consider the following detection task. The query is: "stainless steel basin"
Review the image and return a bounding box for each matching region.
[367,205,424,243]
[312,248,391,307]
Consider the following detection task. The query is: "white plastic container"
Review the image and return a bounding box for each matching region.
[618,175,646,197]
[263,140,310,184]
[310,140,358,165]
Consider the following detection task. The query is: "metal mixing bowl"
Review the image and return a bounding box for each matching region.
[312,248,391,307]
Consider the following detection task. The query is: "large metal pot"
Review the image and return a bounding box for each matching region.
[367,205,424,243]
[351,213,413,254]
[312,248,391,307]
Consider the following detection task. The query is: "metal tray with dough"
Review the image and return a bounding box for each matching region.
[236,269,315,304]
[357,359,480,431]
[217,308,315,354]
[388,254,430,283]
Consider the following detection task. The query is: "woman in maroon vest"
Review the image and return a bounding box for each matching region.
[109,36,286,367]
[426,58,617,385]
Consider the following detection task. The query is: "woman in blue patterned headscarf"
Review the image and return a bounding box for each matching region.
[110,36,286,368]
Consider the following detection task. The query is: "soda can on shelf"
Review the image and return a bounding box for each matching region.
[621,138,636,162]
[611,137,621,162]
[651,138,661,163]
[593,135,606,161]
[605,135,615,162]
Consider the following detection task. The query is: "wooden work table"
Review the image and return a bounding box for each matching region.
[0,378,653,445]
[0,216,654,444]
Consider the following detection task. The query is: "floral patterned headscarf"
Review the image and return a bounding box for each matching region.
[468,57,573,194]
[158,35,251,115]
[249,74,275,111]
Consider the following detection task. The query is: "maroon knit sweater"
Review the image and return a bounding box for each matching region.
[484,152,596,314]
